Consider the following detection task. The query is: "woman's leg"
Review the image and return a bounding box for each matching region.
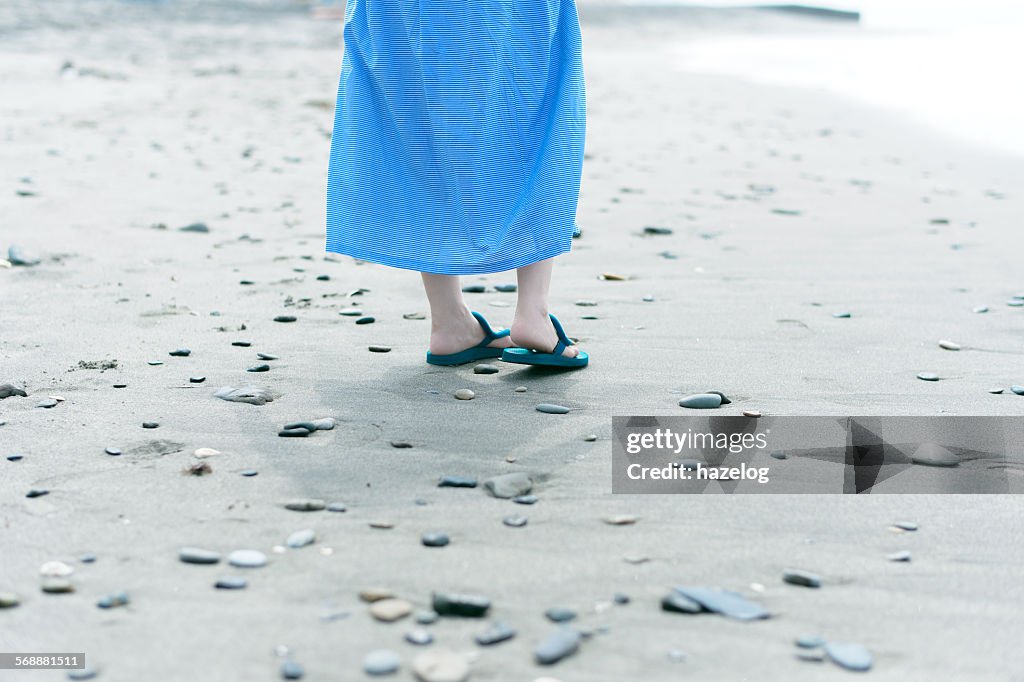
[421,273,512,354]
[509,258,581,358]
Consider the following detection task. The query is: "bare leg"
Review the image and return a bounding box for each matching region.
[509,258,580,358]
[420,272,512,355]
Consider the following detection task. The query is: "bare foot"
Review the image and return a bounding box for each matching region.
[428,309,512,355]
[509,312,580,358]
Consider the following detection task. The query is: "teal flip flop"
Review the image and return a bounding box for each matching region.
[500,313,589,368]
[425,311,510,366]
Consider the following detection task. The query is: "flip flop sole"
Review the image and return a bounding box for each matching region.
[500,347,589,368]
[426,345,505,366]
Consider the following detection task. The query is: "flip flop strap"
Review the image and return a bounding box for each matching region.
[548,314,573,356]
[470,311,497,348]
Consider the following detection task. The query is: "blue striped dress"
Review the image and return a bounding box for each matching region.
[325,0,586,275]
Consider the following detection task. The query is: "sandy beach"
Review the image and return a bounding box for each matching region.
[2,1,1023,680]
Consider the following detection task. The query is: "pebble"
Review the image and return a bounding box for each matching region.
[405,629,434,646]
[169,348,191,357]
[189,376,206,383]
[194,447,221,458]
[938,339,961,351]
[356,316,375,325]
[415,610,439,625]
[258,353,279,361]
[534,628,581,665]
[503,515,528,528]
[285,498,326,512]
[359,588,395,602]
[1012,385,1024,396]
[438,475,478,488]
[911,443,960,467]
[274,315,297,323]
[678,393,722,409]
[832,311,851,318]
[0,592,21,608]
[495,283,518,292]
[514,494,538,505]
[672,586,770,620]
[602,515,638,525]
[104,446,122,456]
[796,634,825,648]
[179,547,221,564]
[887,550,912,562]
[339,307,363,316]
[7,454,24,461]
[368,345,392,353]
[484,472,533,498]
[916,372,940,381]
[390,440,413,448]
[514,386,528,392]
[770,451,788,460]
[36,397,59,408]
[228,550,268,568]
[364,649,401,676]
[147,360,163,366]
[97,591,130,609]
[8,244,41,265]
[286,529,316,549]
[583,434,597,442]
[26,488,49,498]
[432,592,491,617]
[1008,299,1024,307]
[973,305,989,313]
[643,226,673,235]
[327,502,347,512]
[142,421,159,429]
[545,607,577,623]
[371,598,413,622]
[422,532,450,547]
[278,427,311,438]
[214,385,274,405]
[67,668,100,680]
[742,410,761,418]
[411,650,469,682]
[893,521,919,531]
[473,363,499,374]
[824,641,873,672]
[280,660,304,679]
[454,388,475,400]
[240,469,258,477]
[782,569,822,588]
[231,340,252,347]
[215,576,248,590]
[462,284,486,293]
[599,272,627,281]
[475,621,517,646]
[403,312,426,320]
[536,403,570,414]
[248,363,271,372]
[370,520,394,529]
[41,578,74,594]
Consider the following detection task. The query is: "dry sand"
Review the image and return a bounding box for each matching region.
[1,2,1023,680]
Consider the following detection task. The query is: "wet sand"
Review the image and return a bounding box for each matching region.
[2,2,1023,680]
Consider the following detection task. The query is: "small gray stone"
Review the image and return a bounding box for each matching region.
[502,515,528,528]
[672,586,770,620]
[536,403,570,414]
[770,451,788,460]
[678,393,722,409]
[274,315,297,323]
[228,550,267,568]
[415,610,439,625]
[473,363,499,374]
[67,668,99,680]
[311,417,335,430]
[938,339,961,351]
[356,316,375,325]
[36,397,58,408]
[248,364,271,373]
[422,532,450,547]
[661,592,703,614]
[534,627,581,665]
[411,649,469,682]
[104,446,122,456]
[327,502,347,512]
[483,472,533,499]
[893,521,919,531]
[475,621,516,646]
[1012,385,1024,396]
[240,469,258,477]
[832,311,851,318]
[280,660,304,679]
[824,641,873,672]
[783,569,822,588]
[368,345,392,353]
[462,284,486,293]
[142,421,159,429]
[41,578,74,594]
[96,591,130,609]
[8,245,41,265]
[26,488,49,498]
[454,388,475,400]
[364,649,400,676]
[513,494,538,505]
[916,372,940,382]
[887,550,912,562]
[179,547,221,565]
[988,387,1005,394]
[215,576,248,589]
[495,284,517,292]
[545,607,576,622]
[796,634,825,648]
[405,629,434,646]
[169,348,192,357]
[432,592,490,617]
[438,476,477,488]
[613,592,630,604]
[0,592,20,608]
[286,529,316,548]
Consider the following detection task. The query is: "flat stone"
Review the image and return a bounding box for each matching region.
[1012,385,1024,396]
[0,592,21,608]
[432,592,490,617]
[483,472,532,499]
[514,386,527,392]
[824,641,873,672]
[67,668,100,680]
[454,388,475,400]
[988,387,1004,394]
[473,363,499,374]
[274,315,297,323]
[142,421,159,429]
[415,610,439,625]
[339,307,362,316]
[284,498,326,512]
[672,586,770,620]
[97,591,130,609]
[7,454,24,462]
[327,502,347,512]
[583,434,597,442]
[40,561,74,577]
[973,305,989,313]
[678,393,722,409]
[742,410,761,418]
[545,607,577,623]
[228,550,267,568]
[770,451,788,460]
[893,521,919,531]
[286,529,316,549]
[513,494,538,505]
[26,488,49,498]
[911,443,960,467]
[179,547,221,564]
[503,515,528,528]
[411,650,469,682]
[422,532,450,547]
[887,550,912,562]
[916,372,940,382]
[169,348,192,357]
[369,520,394,529]
[495,284,517,292]
[390,440,413,448]
[240,469,258,477]
[602,514,638,525]
[475,621,516,646]
[189,376,206,383]
[359,588,395,603]
[371,598,413,622]
[36,397,58,408]
[248,364,271,373]
[534,628,581,665]
[364,649,401,676]
[462,284,486,293]
[938,339,961,351]
[368,345,392,353]
[356,316,375,325]
[405,629,434,646]
[438,476,478,488]
[0,383,28,398]
[215,576,248,590]
[796,634,825,648]
[536,403,570,414]
[782,569,822,588]
[832,311,851,318]
[41,578,74,594]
